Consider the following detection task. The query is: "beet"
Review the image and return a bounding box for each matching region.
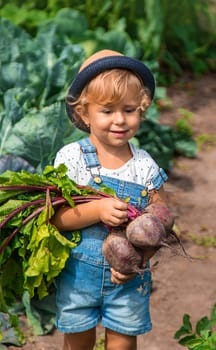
[126,209,188,259]
[102,231,144,274]
[126,213,166,248]
[144,203,174,232]
[102,206,186,277]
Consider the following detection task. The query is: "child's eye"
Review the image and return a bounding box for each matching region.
[125,107,136,113]
[102,108,112,114]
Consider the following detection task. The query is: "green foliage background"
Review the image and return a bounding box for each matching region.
[0,0,215,172]
[0,1,216,345]
[174,304,216,350]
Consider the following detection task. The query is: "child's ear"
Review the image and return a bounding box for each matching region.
[74,105,89,125]
[80,112,90,128]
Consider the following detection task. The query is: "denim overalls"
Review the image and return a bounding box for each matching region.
[56,137,167,336]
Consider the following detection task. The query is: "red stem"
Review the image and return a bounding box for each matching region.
[0,184,141,254]
[0,185,57,191]
[0,198,47,229]
[0,198,67,254]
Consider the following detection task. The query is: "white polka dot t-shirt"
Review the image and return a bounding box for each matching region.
[54,141,161,190]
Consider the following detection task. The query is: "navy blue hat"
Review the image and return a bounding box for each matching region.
[66,49,155,131]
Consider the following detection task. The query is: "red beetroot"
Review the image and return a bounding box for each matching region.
[102,231,144,274]
[144,203,174,233]
[126,213,166,248]
[126,209,188,258]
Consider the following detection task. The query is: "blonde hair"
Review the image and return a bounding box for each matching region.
[68,69,152,128]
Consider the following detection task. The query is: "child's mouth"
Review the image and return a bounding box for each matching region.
[110,130,128,135]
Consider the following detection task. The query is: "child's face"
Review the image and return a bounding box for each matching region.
[81,89,141,148]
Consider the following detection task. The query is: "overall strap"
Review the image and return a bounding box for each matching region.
[78,138,100,168]
[78,138,102,183]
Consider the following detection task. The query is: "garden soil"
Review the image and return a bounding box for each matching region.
[8,73,216,350]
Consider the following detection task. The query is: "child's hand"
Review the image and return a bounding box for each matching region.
[110,268,135,284]
[98,198,128,227]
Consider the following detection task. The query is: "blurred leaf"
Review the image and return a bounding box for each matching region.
[0,99,72,169]
[196,316,211,335]
[0,312,25,346]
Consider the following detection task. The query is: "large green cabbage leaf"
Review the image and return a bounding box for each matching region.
[0,15,86,172]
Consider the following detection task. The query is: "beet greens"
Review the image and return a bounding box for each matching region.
[0,164,140,313]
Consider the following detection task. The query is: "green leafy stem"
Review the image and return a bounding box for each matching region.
[0,183,140,254]
[0,164,140,312]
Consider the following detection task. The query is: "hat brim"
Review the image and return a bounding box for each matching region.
[66,55,155,131]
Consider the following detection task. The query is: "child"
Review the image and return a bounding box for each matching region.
[52,49,168,350]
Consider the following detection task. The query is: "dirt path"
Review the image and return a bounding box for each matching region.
[138,73,216,349]
[138,150,216,350]
[7,73,216,350]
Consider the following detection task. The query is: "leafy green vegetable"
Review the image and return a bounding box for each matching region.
[174,304,216,349]
[0,164,140,314]
[137,119,197,169]
[0,311,25,346]
[0,16,86,172]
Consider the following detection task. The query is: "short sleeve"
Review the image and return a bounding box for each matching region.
[146,167,168,190]
[54,142,84,182]
[130,144,168,190]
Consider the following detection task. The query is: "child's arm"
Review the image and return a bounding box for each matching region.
[148,186,168,206]
[51,197,129,231]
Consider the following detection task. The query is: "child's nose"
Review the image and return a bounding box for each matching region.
[114,111,125,124]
